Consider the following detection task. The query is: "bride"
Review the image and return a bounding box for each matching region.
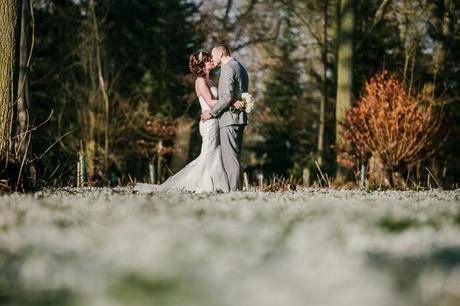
[135,51,239,193]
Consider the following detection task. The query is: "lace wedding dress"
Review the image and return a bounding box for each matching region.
[135,87,230,193]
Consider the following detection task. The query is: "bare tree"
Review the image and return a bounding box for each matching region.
[89,0,110,180]
[15,0,36,189]
[317,0,329,166]
[0,0,20,165]
[198,0,282,51]
[275,0,335,168]
[74,1,110,184]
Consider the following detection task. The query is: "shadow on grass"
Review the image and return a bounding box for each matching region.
[377,215,441,233]
[367,246,460,305]
[108,272,214,306]
[0,288,75,306]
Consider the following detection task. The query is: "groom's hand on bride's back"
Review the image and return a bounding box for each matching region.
[201,111,212,122]
[202,100,243,122]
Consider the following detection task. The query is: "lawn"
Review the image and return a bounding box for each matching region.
[0,189,459,306]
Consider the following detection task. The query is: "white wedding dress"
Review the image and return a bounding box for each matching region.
[135,87,230,193]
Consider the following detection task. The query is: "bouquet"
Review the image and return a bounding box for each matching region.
[230,92,255,113]
[241,92,255,113]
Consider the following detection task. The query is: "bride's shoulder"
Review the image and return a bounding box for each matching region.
[195,77,207,86]
[195,77,207,88]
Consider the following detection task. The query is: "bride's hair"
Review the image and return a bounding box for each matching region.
[189,51,211,77]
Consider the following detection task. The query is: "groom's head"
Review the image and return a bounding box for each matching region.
[211,45,231,67]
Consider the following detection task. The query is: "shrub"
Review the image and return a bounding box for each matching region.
[338,71,444,187]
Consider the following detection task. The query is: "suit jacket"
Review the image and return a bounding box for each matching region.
[210,58,249,127]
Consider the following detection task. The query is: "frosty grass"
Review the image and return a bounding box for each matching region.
[0,188,459,306]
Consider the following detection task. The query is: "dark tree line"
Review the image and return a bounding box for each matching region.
[1,0,459,189]
[29,0,203,186]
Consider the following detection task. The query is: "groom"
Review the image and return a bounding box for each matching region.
[201,45,249,191]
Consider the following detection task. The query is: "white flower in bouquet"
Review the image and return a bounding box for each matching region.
[241,92,255,113]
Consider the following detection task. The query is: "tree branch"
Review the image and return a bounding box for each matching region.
[233,18,282,51]
[278,0,323,46]
[236,0,257,22]
[356,0,392,50]
[222,0,233,29]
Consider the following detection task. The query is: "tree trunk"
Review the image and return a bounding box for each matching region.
[77,0,109,184]
[89,0,110,182]
[171,116,194,172]
[15,0,35,189]
[335,0,355,181]
[16,0,29,154]
[317,0,328,166]
[0,0,20,164]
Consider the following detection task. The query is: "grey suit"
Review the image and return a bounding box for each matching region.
[210,58,249,191]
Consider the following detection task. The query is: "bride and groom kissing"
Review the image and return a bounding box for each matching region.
[135,45,249,193]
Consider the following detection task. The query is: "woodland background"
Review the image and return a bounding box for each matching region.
[0,0,459,190]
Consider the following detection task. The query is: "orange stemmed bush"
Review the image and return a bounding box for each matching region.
[338,71,444,187]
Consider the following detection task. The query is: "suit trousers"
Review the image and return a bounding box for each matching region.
[219,125,245,191]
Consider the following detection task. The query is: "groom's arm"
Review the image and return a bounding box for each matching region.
[210,65,234,117]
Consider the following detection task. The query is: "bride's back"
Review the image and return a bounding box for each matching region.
[198,86,217,112]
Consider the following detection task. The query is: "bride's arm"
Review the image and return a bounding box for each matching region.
[195,78,218,108]
[196,78,244,110]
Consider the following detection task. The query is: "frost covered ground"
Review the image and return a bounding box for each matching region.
[0,188,460,306]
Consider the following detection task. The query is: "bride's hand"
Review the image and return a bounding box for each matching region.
[233,100,244,110]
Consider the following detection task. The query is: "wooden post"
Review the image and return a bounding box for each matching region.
[148,163,155,184]
[302,168,310,186]
[76,161,81,188]
[359,162,366,189]
[258,173,264,190]
[156,141,163,184]
[243,172,249,191]
[78,153,86,187]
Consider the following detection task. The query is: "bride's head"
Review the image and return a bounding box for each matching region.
[189,51,213,78]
